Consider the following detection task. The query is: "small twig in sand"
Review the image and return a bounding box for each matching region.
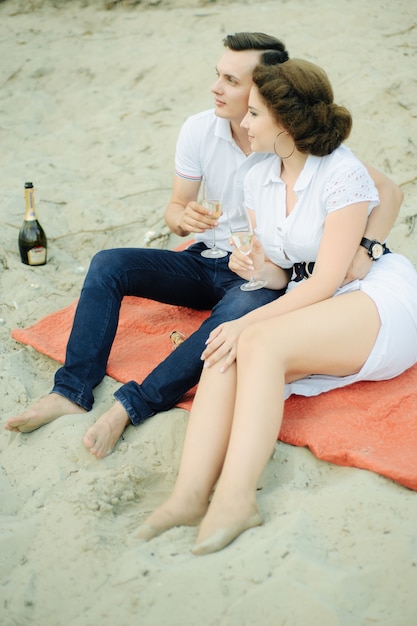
[400,175,417,188]
[384,24,417,37]
[0,63,25,90]
[405,215,416,237]
[118,187,171,200]
[104,0,142,9]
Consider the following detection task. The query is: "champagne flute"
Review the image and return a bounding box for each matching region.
[227,203,268,291]
[200,179,227,259]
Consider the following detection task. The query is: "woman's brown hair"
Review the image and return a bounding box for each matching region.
[252,58,352,156]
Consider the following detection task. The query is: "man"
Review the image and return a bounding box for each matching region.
[5,33,402,458]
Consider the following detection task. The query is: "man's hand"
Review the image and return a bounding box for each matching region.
[342,245,372,285]
[177,201,219,235]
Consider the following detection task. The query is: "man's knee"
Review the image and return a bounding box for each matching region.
[89,249,125,278]
[82,250,126,293]
[90,249,113,271]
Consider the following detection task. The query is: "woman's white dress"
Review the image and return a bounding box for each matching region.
[245,145,417,398]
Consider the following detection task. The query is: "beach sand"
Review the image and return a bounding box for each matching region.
[1,1,417,624]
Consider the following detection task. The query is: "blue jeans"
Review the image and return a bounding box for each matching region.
[52,242,284,425]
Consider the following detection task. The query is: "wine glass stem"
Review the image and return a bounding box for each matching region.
[212,227,216,249]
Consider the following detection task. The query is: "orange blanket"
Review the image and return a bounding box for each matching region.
[12,296,417,491]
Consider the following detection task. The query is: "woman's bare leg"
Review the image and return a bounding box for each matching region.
[136,360,237,540]
[4,393,86,433]
[193,291,381,554]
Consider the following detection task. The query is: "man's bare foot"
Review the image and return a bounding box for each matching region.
[83,401,130,459]
[135,495,208,541]
[192,501,263,556]
[4,393,86,433]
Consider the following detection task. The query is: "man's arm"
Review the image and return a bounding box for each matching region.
[363,164,403,241]
[165,175,217,237]
[343,164,403,283]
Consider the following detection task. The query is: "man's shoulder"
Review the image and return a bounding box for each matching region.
[179,109,230,149]
[247,154,276,176]
[183,109,216,128]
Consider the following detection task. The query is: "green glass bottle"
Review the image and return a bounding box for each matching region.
[18,182,47,266]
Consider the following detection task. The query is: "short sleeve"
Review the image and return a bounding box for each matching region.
[325,161,379,214]
[174,116,203,181]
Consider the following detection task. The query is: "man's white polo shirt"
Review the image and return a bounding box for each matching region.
[175,109,271,251]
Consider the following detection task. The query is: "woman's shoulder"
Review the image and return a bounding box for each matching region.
[324,144,363,169]
[319,145,370,184]
[322,145,379,208]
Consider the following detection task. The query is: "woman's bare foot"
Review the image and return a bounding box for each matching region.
[136,494,208,541]
[192,499,263,556]
[83,401,130,459]
[4,393,86,433]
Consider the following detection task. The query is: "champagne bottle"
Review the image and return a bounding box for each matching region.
[18,182,47,266]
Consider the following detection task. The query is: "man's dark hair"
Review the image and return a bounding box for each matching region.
[223,32,289,65]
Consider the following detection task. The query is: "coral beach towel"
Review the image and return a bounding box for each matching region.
[11,295,417,491]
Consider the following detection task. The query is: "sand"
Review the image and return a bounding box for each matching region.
[1,0,417,624]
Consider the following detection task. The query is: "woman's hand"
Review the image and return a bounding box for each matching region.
[201,317,249,372]
[228,235,265,279]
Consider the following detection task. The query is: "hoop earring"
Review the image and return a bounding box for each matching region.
[274,131,295,159]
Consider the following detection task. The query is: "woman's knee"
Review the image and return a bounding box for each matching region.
[237,323,271,358]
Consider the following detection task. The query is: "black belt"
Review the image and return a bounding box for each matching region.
[292,247,391,283]
[292,262,315,282]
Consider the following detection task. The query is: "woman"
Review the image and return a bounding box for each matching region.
[136,59,417,555]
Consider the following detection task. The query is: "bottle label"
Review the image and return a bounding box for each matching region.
[27,246,47,265]
[24,188,37,221]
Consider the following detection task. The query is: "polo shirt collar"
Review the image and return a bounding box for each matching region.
[264,154,322,191]
[214,115,234,142]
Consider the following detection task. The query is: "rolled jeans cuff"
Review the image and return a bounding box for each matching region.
[114,385,149,426]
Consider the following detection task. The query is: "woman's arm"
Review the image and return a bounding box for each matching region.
[203,200,369,369]
[228,235,290,291]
